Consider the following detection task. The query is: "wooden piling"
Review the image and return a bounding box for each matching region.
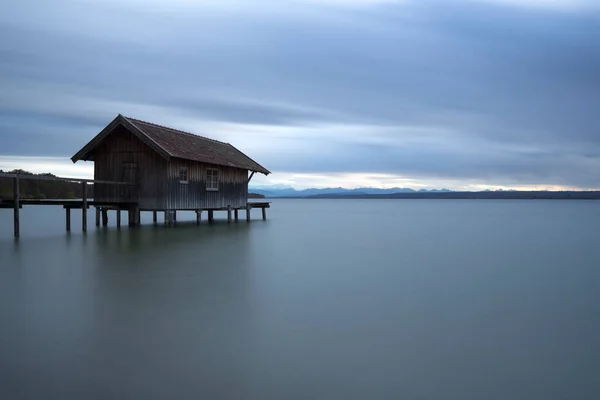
[246,204,251,222]
[82,182,87,232]
[66,207,71,232]
[196,210,201,225]
[95,207,101,227]
[164,210,174,227]
[227,205,232,223]
[208,210,214,223]
[102,209,108,226]
[262,207,267,220]
[173,210,177,223]
[234,209,238,221]
[128,207,140,227]
[116,208,121,228]
[13,177,19,238]
[153,210,157,224]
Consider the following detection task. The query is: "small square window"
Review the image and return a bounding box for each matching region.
[179,167,188,183]
[122,162,137,182]
[206,169,219,191]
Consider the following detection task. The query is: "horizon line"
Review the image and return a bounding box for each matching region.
[1,157,598,192]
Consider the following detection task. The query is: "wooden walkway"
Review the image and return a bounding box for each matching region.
[1,173,270,238]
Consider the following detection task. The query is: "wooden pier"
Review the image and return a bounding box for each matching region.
[1,173,270,238]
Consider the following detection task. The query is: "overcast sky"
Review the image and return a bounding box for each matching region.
[1,0,599,190]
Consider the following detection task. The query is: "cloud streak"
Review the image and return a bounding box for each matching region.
[474,0,600,11]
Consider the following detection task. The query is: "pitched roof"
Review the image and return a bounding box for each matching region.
[71,114,270,175]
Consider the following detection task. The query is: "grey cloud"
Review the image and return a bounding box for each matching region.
[1,0,599,187]
[168,98,346,126]
[0,110,106,156]
[265,136,600,187]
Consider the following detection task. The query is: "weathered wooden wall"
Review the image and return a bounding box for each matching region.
[91,125,167,209]
[89,126,249,210]
[166,160,248,210]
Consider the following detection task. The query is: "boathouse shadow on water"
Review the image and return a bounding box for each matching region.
[91,217,256,258]
[84,220,260,398]
[0,214,263,398]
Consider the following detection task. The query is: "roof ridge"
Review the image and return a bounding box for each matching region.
[111,114,270,175]
[124,116,230,146]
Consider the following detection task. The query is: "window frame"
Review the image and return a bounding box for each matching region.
[122,162,138,183]
[179,166,188,184]
[206,168,219,191]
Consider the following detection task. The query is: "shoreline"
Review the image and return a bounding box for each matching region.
[265,191,600,200]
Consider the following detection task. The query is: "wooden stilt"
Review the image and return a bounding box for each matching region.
[95,207,101,227]
[196,210,201,225]
[246,204,251,222]
[173,210,177,223]
[164,210,169,226]
[13,177,19,238]
[128,207,140,227]
[102,209,108,226]
[66,207,71,232]
[116,208,121,228]
[208,210,214,223]
[153,210,157,224]
[234,209,238,221]
[82,182,87,232]
[262,207,267,220]
[227,205,232,223]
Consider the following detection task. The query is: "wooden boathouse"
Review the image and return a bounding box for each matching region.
[1,114,271,237]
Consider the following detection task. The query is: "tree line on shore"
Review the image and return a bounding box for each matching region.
[0,170,89,200]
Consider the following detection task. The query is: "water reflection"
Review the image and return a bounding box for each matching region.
[1,219,261,398]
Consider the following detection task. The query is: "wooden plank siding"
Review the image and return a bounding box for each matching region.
[166,160,248,210]
[91,125,167,209]
[81,123,251,211]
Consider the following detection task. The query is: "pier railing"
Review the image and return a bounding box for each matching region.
[0,172,136,237]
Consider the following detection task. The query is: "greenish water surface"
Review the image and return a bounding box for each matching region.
[1,199,599,399]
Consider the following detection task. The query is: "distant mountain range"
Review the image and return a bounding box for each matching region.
[248,186,452,198]
[248,185,600,200]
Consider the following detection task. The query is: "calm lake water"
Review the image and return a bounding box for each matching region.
[1,199,599,399]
